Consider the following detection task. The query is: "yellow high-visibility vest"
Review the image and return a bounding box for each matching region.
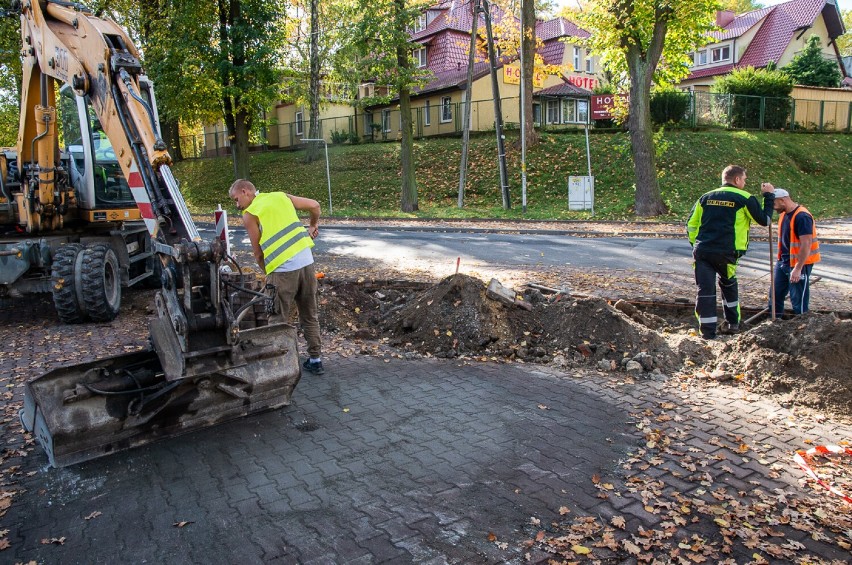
[246,193,314,274]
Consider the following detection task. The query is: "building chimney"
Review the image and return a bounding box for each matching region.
[716,10,735,28]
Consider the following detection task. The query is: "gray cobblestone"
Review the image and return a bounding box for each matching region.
[5,353,852,563]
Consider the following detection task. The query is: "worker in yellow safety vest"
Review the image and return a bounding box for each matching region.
[229,179,325,375]
[765,186,821,316]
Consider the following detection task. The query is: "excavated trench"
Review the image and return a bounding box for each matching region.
[315,274,852,420]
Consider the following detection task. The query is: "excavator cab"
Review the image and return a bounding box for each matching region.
[59,85,134,209]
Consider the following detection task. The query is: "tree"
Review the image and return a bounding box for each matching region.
[718,0,763,13]
[783,34,842,88]
[348,0,430,212]
[580,0,717,217]
[146,0,285,180]
[521,0,538,147]
[838,10,851,58]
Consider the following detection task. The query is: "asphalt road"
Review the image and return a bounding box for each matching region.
[203,224,852,289]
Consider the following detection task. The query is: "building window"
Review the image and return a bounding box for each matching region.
[573,46,581,70]
[295,111,304,136]
[546,99,560,124]
[533,103,542,126]
[559,98,589,124]
[441,96,452,123]
[413,47,427,68]
[696,50,707,66]
[424,100,431,126]
[382,109,391,132]
[414,13,427,33]
[711,45,730,63]
[585,54,594,73]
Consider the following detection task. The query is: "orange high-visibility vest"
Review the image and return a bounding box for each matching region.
[778,206,820,267]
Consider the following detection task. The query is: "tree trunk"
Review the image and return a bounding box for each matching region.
[626,53,667,217]
[233,109,251,180]
[160,119,183,161]
[521,0,538,147]
[306,0,321,162]
[398,89,418,212]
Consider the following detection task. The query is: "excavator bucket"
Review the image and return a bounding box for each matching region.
[21,322,301,468]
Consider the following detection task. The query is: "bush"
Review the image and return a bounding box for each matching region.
[713,67,794,129]
[783,35,841,88]
[650,87,690,125]
[330,130,348,145]
[348,131,360,144]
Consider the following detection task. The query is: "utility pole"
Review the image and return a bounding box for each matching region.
[482,0,510,209]
[458,0,480,208]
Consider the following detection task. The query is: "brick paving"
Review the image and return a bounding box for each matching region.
[4,351,852,563]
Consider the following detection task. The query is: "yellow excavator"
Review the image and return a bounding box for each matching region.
[2,1,301,466]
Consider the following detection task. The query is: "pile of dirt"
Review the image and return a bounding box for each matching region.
[707,313,852,415]
[350,274,678,371]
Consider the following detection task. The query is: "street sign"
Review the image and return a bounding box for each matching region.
[568,176,594,212]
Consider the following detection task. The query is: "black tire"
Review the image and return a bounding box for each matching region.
[51,243,86,324]
[80,244,121,322]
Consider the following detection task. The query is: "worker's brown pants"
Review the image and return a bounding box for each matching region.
[267,264,322,358]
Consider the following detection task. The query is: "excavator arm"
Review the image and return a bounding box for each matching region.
[17,1,302,467]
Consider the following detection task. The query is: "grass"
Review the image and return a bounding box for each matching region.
[173,129,852,222]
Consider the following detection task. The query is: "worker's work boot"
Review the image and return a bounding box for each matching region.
[719,322,740,335]
[302,359,325,375]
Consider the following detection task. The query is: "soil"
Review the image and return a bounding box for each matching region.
[315,273,852,421]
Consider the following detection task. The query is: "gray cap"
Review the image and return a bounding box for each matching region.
[773,188,789,198]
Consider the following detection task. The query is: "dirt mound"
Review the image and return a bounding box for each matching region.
[374,274,676,370]
[709,313,852,415]
[380,274,519,357]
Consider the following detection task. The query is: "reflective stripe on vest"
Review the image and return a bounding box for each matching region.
[778,206,820,267]
[246,193,314,274]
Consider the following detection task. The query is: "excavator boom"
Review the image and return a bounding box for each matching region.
[11,1,302,466]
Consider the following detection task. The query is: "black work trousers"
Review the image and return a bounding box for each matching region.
[693,250,741,338]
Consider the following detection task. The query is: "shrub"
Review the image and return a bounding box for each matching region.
[713,67,794,129]
[330,130,348,145]
[783,35,842,88]
[650,87,690,125]
[348,131,360,144]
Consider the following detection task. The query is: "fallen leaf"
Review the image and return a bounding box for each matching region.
[173,521,193,528]
[537,404,548,410]
[611,516,626,529]
[487,531,497,542]
[535,530,545,541]
[623,539,641,556]
[0,538,9,550]
[559,506,570,516]
[572,544,591,555]
[84,511,102,521]
[40,537,66,545]
[591,473,601,484]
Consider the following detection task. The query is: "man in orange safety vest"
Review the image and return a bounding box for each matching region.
[766,186,820,316]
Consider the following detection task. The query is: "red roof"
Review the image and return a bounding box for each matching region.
[686,0,845,82]
[406,4,592,98]
[536,80,591,97]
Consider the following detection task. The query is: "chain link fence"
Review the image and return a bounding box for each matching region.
[179,92,852,160]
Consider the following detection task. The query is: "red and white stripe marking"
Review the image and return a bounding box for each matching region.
[214,205,229,255]
[793,445,852,504]
[127,161,158,236]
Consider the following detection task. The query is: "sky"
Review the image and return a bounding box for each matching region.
[552,0,852,15]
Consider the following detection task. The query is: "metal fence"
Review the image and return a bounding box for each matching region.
[179,92,852,159]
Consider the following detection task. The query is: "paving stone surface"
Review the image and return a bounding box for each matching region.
[5,352,852,564]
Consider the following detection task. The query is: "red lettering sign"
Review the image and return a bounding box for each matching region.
[591,94,628,120]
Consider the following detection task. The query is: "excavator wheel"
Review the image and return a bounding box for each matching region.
[80,243,121,322]
[51,243,86,324]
